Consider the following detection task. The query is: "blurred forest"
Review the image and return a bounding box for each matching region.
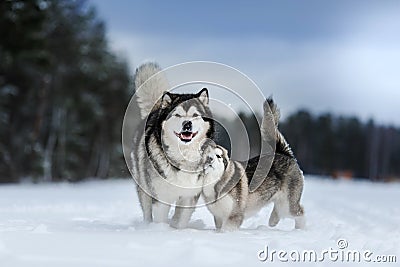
[1,0,399,183]
[280,112,400,180]
[0,0,131,183]
[234,112,400,181]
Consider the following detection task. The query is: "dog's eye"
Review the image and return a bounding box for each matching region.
[216,155,222,159]
[192,113,199,117]
[174,114,182,118]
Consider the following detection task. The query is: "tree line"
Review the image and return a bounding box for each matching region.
[280,111,400,180]
[235,111,400,181]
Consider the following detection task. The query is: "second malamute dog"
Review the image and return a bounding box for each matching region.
[201,98,305,231]
[131,63,214,228]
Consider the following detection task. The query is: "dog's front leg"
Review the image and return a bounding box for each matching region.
[152,200,170,224]
[137,187,153,223]
[170,194,200,229]
[221,213,243,232]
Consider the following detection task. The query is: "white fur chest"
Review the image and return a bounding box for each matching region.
[204,192,234,221]
[166,169,203,190]
[202,173,217,199]
[202,173,234,219]
[152,168,203,202]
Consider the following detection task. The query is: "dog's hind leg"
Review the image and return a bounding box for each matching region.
[137,187,153,223]
[294,213,305,229]
[290,198,305,229]
[268,204,280,227]
[288,171,305,229]
[171,194,200,229]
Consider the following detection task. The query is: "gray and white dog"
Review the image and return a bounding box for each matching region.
[201,98,305,231]
[131,63,214,228]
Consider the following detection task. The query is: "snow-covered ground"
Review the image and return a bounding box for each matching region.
[0,177,399,267]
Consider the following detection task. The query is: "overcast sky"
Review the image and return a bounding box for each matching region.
[90,0,400,126]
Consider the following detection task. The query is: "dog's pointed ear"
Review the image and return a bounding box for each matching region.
[198,88,209,105]
[161,91,172,108]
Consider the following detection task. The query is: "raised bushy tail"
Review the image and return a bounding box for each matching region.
[265,97,280,127]
[249,97,295,192]
[134,62,170,119]
[248,97,279,192]
[264,97,294,159]
[260,97,279,151]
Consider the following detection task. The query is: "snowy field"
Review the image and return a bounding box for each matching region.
[0,177,399,267]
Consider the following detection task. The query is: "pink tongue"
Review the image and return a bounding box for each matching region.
[181,133,192,140]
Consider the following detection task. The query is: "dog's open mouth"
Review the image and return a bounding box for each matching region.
[174,131,198,143]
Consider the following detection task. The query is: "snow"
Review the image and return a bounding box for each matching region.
[0,177,399,267]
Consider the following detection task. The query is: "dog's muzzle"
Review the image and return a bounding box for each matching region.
[174,120,198,143]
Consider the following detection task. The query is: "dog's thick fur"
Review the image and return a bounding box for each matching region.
[131,63,214,228]
[201,98,305,231]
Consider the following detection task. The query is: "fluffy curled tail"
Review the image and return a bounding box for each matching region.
[134,62,170,119]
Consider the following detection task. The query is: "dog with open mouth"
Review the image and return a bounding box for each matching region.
[131,63,214,228]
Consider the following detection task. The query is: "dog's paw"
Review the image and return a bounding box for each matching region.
[170,219,188,229]
[294,216,306,230]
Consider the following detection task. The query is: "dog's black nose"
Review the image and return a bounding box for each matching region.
[206,156,213,164]
[182,120,192,131]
